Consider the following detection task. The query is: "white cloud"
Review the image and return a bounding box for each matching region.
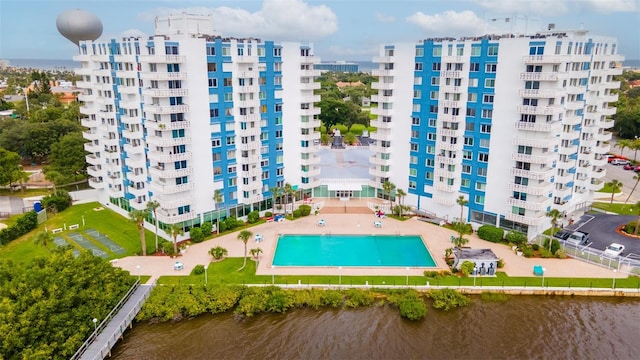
[584,0,638,13]
[375,13,396,23]
[474,0,569,15]
[137,0,338,41]
[119,29,148,39]
[406,10,486,36]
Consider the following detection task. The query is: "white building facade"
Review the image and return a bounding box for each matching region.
[370,30,623,237]
[75,14,321,229]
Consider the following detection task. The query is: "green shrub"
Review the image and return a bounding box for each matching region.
[522,246,535,258]
[477,225,504,243]
[200,222,213,235]
[555,249,567,259]
[320,133,331,145]
[460,261,475,277]
[344,289,375,308]
[298,204,312,216]
[539,248,554,258]
[247,211,259,224]
[349,123,366,135]
[319,289,343,307]
[429,288,470,311]
[292,209,301,218]
[264,211,273,218]
[209,246,228,260]
[397,292,427,320]
[531,244,540,251]
[624,221,636,234]
[480,292,510,302]
[224,217,238,231]
[497,259,505,268]
[0,211,38,245]
[367,126,377,134]
[334,124,348,134]
[320,125,327,134]
[189,227,204,243]
[542,237,560,254]
[41,190,72,212]
[505,231,527,246]
[193,264,205,275]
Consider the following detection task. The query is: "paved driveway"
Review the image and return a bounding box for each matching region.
[571,213,640,258]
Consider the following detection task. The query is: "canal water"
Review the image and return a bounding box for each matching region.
[112,296,640,360]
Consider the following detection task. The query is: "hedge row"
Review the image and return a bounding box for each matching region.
[0,211,38,245]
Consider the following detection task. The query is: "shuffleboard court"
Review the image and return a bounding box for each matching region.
[84,229,126,254]
[68,232,108,258]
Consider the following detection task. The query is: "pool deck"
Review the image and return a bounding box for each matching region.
[114,199,626,282]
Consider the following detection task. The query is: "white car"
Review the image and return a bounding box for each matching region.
[604,243,625,257]
[611,159,631,165]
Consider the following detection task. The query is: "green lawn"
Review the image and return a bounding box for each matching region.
[591,202,640,215]
[0,202,159,261]
[159,258,640,289]
[596,183,623,193]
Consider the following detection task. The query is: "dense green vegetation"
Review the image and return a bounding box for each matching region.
[0,250,135,359]
[612,70,640,139]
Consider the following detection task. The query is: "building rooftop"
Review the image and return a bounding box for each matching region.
[457,248,499,260]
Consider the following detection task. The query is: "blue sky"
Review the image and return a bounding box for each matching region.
[1,0,639,61]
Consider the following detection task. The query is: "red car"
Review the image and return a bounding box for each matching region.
[623,164,635,170]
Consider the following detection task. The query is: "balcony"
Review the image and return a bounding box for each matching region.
[512,136,556,149]
[369,154,390,166]
[556,160,574,170]
[504,212,543,226]
[86,154,101,165]
[123,143,144,155]
[237,85,260,93]
[601,106,616,116]
[301,118,321,128]
[519,72,559,81]
[370,118,393,129]
[236,126,261,137]
[564,101,583,111]
[148,166,193,179]
[145,120,190,131]
[139,72,187,81]
[236,141,260,151]
[517,105,562,116]
[128,186,148,198]
[138,55,185,63]
[589,179,604,191]
[595,131,612,142]
[150,182,194,195]
[434,168,457,179]
[522,55,570,64]
[514,121,561,132]
[435,155,458,165]
[84,143,100,153]
[300,81,321,91]
[434,195,456,206]
[156,197,194,211]
[83,131,99,141]
[142,88,189,97]
[371,82,393,90]
[127,172,147,183]
[146,136,191,147]
[119,100,140,110]
[301,167,321,177]
[77,93,94,102]
[434,183,456,193]
[370,168,390,179]
[301,94,321,103]
[511,152,555,164]
[510,167,554,181]
[302,155,321,166]
[236,55,258,63]
[508,182,551,196]
[507,197,551,211]
[156,211,198,224]
[371,69,396,77]
[602,93,619,103]
[238,154,262,164]
[437,128,463,137]
[88,177,105,189]
[144,104,189,114]
[592,168,606,179]
[518,88,564,98]
[147,151,192,163]
[120,114,140,125]
[372,56,393,63]
[87,166,102,177]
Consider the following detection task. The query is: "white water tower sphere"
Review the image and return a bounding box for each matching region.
[56,9,103,45]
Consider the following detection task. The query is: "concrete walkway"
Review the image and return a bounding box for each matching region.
[115,199,627,282]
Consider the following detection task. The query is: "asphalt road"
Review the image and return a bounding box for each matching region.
[603,162,640,204]
[569,213,640,259]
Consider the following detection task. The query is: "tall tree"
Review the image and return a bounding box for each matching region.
[269,186,283,213]
[129,209,148,256]
[456,195,469,223]
[624,173,640,206]
[49,132,87,180]
[213,189,223,235]
[396,188,406,217]
[634,201,640,235]
[237,229,253,271]
[146,200,160,253]
[614,139,632,156]
[546,209,562,251]
[166,223,184,255]
[284,183,295,215]
[0,148,21,186]
[382,180,396,201]
[43,169,65,193]
[451,221,471,251]
[606,179,623,211]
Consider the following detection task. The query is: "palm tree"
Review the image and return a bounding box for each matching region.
[634,201,640,235]
[382,180,396,201]
[456,195,469,223]
[250,247,263,260]
[545,209,562,251]
[632,139,640,162]
[146,200,160,253]
[624,173,640,206]
[396,188,406,217]
[129,209,148,256]
[606,179,623,211]
[237,230,253,271]
[270,186,283,213]
[284,183,295,215]
[450,221,471,251]
[615,139,632,157]
[33,231,53,248]
[213,189,223,235]
[166,223,184,255]
[209,246,228,260]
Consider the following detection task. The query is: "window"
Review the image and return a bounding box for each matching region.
[206,47,215,56]
[485,64,497,73]
[487,46,498,56]
[480,124,492,133]
[474,195,485,204]
[208,78,217,87]
[416,48,424,57]
[432,63,441,71]
[479,138,490,148]
[415,63,423,71]
[485,79,495,88]
[461,178,471,187]
[223,78,233,86]
[411,117,420,125]
[468,93,477,102]
[462,164,471,174]
[409,181,416,190]
[481,109,493,118]
[410,143,418,152]
[477,167,487,176]
[431,77,440,86]
[483,95,494,103]
[211,139,221,147]
[471,46,481,56]
[468,78,478,87]
[466,108,476,117]
[463,150,472,159]
[433,47,442,56]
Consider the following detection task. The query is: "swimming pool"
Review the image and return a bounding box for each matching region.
[272,234,436,267]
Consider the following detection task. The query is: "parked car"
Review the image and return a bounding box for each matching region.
[604,243,625,257]
[567,231,589,246]
[611,159,631,166]
[623,164,635,170]
[553,230,571,240]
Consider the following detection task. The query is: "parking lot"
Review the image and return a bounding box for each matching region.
[567,213,640,260]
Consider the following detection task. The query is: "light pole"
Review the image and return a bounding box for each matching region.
[542,267,546,287]
[204,265,209,285]
[92,318,98,333]
[406,267,410,286]
[473,267,477,287]
[612,269,617,289]
[136,265,140,282]
[338,266,342,287]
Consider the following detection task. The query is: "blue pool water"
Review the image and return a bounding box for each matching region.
[272,234,436,267]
